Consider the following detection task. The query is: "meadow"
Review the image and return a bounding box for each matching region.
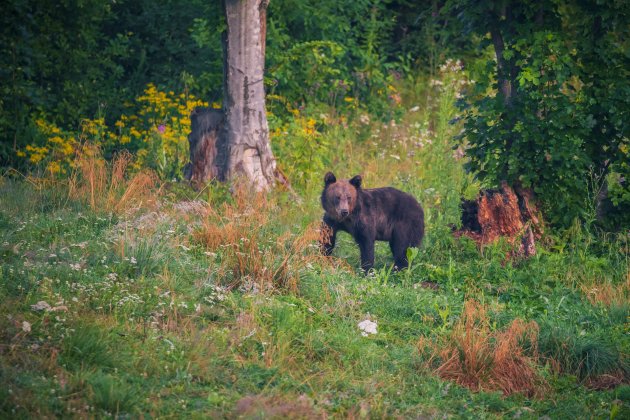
[1,68,628,418]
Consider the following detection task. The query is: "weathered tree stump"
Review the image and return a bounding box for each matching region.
[455,181,544,258]
[183,108,226,189]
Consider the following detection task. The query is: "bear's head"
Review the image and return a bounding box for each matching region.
[321,172,362,221]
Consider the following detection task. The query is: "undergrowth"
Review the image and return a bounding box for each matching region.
[194,185,332,292]
[0,69,628,418]
[421,300,545,398]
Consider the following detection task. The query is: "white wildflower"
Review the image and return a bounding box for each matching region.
[22,321,31,333]
[31,301,52,311]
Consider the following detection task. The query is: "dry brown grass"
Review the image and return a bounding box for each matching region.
[580,274,630,308]
[68,145,159,214]
[420,300,546,397]
[195,184,328,292]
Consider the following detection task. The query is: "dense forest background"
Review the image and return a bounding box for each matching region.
[1,0,629,226]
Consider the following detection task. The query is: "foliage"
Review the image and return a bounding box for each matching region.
[0,0,222,168]
[1,82,629,416]
[17,85,207,181]
[268,103,331,189]
[451,0,630,226]
[268,40,349,107]
[111,84,208,179]
[16,119,78,176]
[5,0,625,229]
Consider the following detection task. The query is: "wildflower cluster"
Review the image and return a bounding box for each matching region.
[19,84,207,180]
[429,58,474,100]
[269,104,329,189]
[17,119,77,175]
[119,84,208,179]
[202,283,228,305]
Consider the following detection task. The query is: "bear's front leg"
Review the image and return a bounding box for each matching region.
[357,236,375,273]
[319,218,337,256]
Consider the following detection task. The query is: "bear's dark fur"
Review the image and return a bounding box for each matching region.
[320,172,424,271]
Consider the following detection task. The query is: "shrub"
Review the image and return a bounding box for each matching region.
[18,85,207,181]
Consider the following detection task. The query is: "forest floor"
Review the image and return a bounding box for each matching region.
[1,76,628,418]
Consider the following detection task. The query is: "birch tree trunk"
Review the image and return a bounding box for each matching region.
[185,0,276,191]
[222,0,276,191]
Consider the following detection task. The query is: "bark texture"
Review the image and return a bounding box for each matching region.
[223,0,276,190]
[455,181,544,259]
[184,108,226,188]
[185,0,277,191]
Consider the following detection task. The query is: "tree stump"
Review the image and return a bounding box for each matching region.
[455,181,543,258]
[183,108,226,189]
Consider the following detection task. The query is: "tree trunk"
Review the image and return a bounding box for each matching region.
[223,0,276,191]
[185,0,277,191]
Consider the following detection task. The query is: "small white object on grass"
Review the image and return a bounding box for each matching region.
[358,319,377,337]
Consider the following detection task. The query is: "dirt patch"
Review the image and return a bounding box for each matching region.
[234,394,324,419]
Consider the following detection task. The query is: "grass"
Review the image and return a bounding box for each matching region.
[422,299,545,398]
[1,67,628,418]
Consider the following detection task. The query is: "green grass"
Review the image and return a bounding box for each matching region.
[1,70,628,418]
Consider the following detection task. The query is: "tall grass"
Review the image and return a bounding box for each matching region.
[195,184,330,292]
[420,300,546,397]
[68,146,159,214]
[2,65,628,418]
[538,325,628,383]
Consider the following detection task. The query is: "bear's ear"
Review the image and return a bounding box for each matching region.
[324,172,336,186]
[349,175,362,189]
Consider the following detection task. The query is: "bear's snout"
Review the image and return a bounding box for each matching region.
[340,209,349,217]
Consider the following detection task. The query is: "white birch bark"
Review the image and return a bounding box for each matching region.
[223,0,276,191]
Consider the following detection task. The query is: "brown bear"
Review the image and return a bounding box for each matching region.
[320,172,425,272]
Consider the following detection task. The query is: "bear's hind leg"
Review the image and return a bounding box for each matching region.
[389,236,409,270]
